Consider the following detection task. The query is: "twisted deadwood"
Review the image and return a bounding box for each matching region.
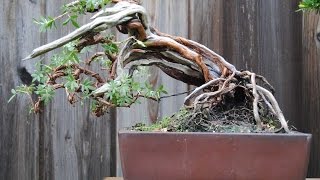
[23,1,290,132]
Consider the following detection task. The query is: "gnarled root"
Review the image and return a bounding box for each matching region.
[188,71,290,133]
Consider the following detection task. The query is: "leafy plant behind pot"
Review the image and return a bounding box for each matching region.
[298,0,320,14]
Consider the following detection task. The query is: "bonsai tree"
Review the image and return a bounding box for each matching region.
[11,0,290,133]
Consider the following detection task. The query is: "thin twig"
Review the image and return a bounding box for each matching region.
[86,52,106,65]
[160,89,195,100]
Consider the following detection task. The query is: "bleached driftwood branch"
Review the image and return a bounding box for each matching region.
[23,2,148,60]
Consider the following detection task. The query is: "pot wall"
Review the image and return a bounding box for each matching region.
[119,131,311,180]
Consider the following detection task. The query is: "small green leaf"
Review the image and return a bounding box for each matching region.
[8,94,16,103]
[33,16,56,32]
[64,75,79,92]
[81,79,95,93]
[71,18,80,28]
[135,39,146,47]
[102,43,119,54]
[63,17,71,25]
[100,58,112,69]
[35,85,55,104]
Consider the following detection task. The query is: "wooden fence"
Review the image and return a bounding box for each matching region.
[0,0,319,179]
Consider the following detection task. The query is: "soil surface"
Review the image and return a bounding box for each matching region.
[132,87,289,133]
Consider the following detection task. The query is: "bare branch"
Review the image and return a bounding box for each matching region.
[23,2,149,60]
[86,52,106,65]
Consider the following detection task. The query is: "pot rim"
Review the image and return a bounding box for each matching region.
[119,130,312,138]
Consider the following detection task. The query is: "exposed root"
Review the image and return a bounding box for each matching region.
[248,84,290,132]
[184,78,225,104]
[165,93,281,133]
[259,91,276,114]
[193,71,236,106]
[250,73,262,128]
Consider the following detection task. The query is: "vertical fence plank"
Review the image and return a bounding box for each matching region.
[221,0,303,128]
[115,0,190,176]
[38,1,113,179]
[189,0,224,54]
[190,0,302,127]
[0,0,113,180]
[302,12,320,177]
[0,0,41,179]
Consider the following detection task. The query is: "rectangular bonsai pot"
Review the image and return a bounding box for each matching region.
[119,131,311,180]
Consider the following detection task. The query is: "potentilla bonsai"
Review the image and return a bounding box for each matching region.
[11,0,291,133]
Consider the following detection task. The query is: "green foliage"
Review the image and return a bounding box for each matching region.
[104,75,139,106]
[62,41,80,64]
[90,100,99,111]
[10,40,80,104]
[298,0,320,13]
[100,57,113,69]
[131,107,197,132]
[64,75,79,92]
[31,70,46,83]
[102,42,119,55]
[62,0,111,14]
[81,79,95,94]
[104,72,168,106]
[34,0,112,31]
[8,85,35,103]
[31,62,51,83]
[47,41,80,68]
[105,77,135,106]
[49,54,65,68]
[12,0,169,116]
[33,16,56,32]
[35,85,55,104]
[132,117,172,132]
[62,15,80,28]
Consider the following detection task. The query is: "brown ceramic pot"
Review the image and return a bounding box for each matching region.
[119,131,311,180]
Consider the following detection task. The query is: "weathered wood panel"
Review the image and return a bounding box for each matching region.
[0,0,114,180]
[116,0,190,175]
[40,1,114,179]
[2,0,320,179]
[302,12,320,177]
[0,0,42,179]
[190,0,302,128]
